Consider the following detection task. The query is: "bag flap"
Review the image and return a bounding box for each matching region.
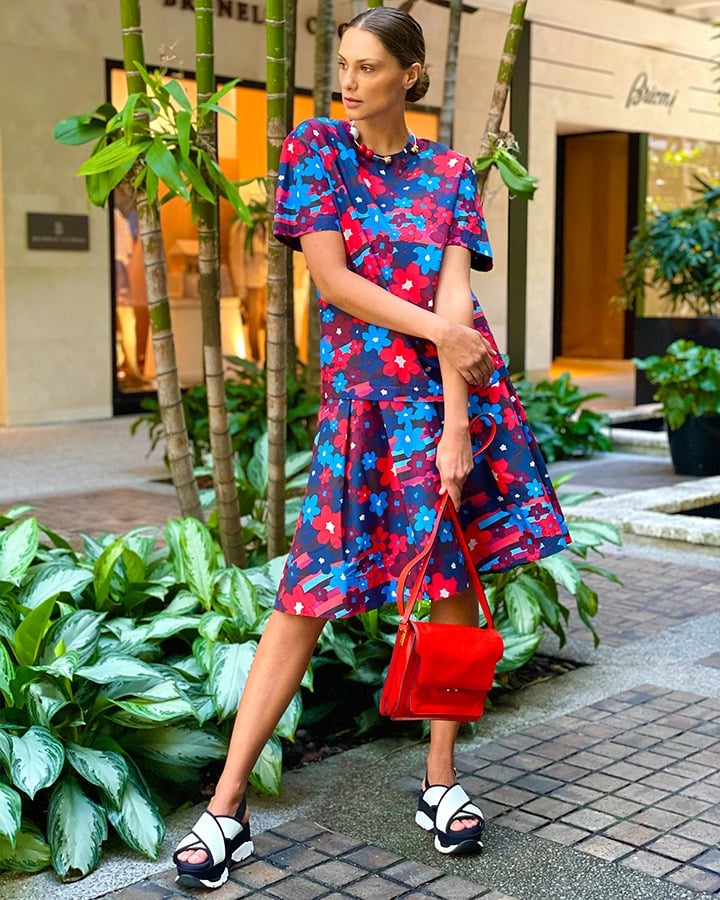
[411,622,504,692]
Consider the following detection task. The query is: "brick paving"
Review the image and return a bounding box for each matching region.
[566,553,718,646]
[103,819,516,900]
[441,685,720,894]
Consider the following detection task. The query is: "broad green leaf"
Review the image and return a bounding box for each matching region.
[214,568,258,629]
[199,611,227,642]
[0,783,21,846]
[76,138,149,176]
[179,519,216,608]
[0,824,51,872]
[65,744,129,810]
[32,650,80,680]
[537,555,582,595]
[0,643,15,704]
[0,517,39,585]
[48,776,107,880]
[146,138,189,199]
[504,581,541,635]
[209,641,257,720]
[321,627,357,668]
[13,596,57,667]
[106,680,197,726]
[8,726,65,799]
[123,725,226,767]
[249,735,282,796]
[18,562,93,610]
[93,540,124,608]
[40,609,105,666]
[25,679,75,729]
[495,631,543,673]
[568,520,622,548]
[143,613,199,642]
[275,692,302,741]
[166,589,200,614]
[105,769,165,859]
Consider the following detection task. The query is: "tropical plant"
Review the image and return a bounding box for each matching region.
[617,179,720,317]
[131,357,319,469]
[0,508,298,879]
[633,339,720,430]
[194,0,245,567]
[266,0,290,560]
[512,371,612,462]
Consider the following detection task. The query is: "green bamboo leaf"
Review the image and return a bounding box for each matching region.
[206,78,242,107]
[0,783,21,847]
[0,517,39,585]
[121,92,145,144]
[13,596,57,667]
[105,769,165,859]
[165,78,192,112]
[0,643,15,704]
[8,726,65,799]
[176,109,192,159]
[48,776,107,880]
[249,735,282,796]
[65,744,129,810]
[53,104,116,146]
[18,562,93,611]
[208,642,256,720]
[0,824,51,873]
[77,139,148,176]
[146,138,189,199]
[145,166,159,204]
[275,692,302,741]
[504,581,541,635]
[202,154,250,222]
[123,725,226,767]
[40,609,105,666]
[179,155,215,202]
[178,519,216,608]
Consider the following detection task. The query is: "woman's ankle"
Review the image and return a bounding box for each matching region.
[207,784,248,818]
[425,758,457,788]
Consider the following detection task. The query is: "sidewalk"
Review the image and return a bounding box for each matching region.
[1,418,719,900]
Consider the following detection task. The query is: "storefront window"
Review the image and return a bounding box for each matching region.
[110,67,439,399]
[643,135,720,317]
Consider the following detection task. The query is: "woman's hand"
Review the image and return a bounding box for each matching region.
[436,321,496,387]
[436,424,473,510]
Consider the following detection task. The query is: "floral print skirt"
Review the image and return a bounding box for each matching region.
[275,377,570,620]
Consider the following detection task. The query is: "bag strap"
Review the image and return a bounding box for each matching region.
[395,417,497,628]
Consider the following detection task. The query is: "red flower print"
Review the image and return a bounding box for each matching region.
[391,263,431,298]
[432,151,465,177]
[377,455,399,487]
[388,531,408,556]
[315,505,342,549]
[379,338,422,384]
[490,458,514,493]
[428,572,459,599]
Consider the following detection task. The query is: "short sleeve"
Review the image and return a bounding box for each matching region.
[273,133,342,252]
[447,159,493,272]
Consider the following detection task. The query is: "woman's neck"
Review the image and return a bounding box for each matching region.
[351,118,410,157]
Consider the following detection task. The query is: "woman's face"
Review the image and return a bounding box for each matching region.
[337,27,420,124]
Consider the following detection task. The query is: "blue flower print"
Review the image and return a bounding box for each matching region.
[413,505,436,534]
[413,244,443,274]
[398,422,426,454]
[477,402,503,424]
[526,479,544,499]
[333,372,348,393]
[418,172,441,192]
[302,495,320,524]
[361,451,378,471]
[329,453,345,477]
[355,532,371,552]
[320,336,333,366]
[321,306,335,322]
[369,491,389,516]
[362,324,391,354]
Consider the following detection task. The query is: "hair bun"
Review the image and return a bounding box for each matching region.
[407,68,430,103]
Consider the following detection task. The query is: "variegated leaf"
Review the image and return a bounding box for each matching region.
[249,735,282,796]
[208,641,257,721]
[275,692,302,741]
[13,596,57,667]
[124,724,226,768]
[143,613,199,642]
[65,744,129,810]
[105,769,165,859]
[8,726,64,798]
[48,776,107,880]
[0,643,15,703]
[40,609,105,666]
[0,783,21,846]
[25,680,73,729]
[93,540,125,607]
[77,655,164,687]
[18,561,93,610]
[108,696,197,728]
[0,517,39,585]
[0,823,51,872]
[178,519,216,608]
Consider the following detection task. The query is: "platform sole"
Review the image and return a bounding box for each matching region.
[175,839,254,890]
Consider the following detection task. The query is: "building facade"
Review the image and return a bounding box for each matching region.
[0,0,717,425]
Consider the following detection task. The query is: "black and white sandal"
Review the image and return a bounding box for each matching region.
[416,780,485,855]
[173,799,254,889]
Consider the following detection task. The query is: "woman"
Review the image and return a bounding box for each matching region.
[174,7,569,889]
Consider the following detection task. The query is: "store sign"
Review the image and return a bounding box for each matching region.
[626,72,678,114]
[162,0,265,23]
[27,213,89,251]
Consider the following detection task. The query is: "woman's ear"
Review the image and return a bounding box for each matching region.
[404,62,422,91]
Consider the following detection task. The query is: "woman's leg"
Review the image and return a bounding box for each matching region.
[178,609,325,864]
[426,587,480,830]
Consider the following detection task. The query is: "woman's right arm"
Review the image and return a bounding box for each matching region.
[299,230,495,386]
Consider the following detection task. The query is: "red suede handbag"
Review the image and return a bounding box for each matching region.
[380,422,504,722]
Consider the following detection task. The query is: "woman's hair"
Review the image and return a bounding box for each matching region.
[338,8,429,103]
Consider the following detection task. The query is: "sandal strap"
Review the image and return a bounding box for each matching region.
[173,810,228,866]
[434,784,483,834]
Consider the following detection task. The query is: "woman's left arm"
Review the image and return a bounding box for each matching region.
[434,245,477,510]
